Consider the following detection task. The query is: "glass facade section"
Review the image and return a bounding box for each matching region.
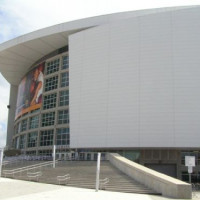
[60,72,69,87]
[43,93,57,110]
[45,76,58,92]
[28,132,38,147]
[59,90,69,106]
[62,56,69,70]
[38,150,52,156]
[26,151,36,155]
[56,128,70,145]
[21,119,27,132]
[42,112,55,127]
[15,123,21,134]
[15,137,19,149]
[29,115,39,129]
[19,135,26,149]
[46,59,60,75]
[40,130,54,146]
[58,110,69,124]
[13,51,70,152]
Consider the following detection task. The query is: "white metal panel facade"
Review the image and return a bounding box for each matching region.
[69,8,200,148]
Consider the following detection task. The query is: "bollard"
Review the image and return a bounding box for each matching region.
[95,153,101,192]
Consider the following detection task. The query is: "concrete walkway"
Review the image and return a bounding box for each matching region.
[0,178,199,200]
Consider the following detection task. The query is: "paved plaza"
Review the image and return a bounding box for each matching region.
[0,177,199,200]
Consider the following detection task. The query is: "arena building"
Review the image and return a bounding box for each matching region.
[0,6,200,182]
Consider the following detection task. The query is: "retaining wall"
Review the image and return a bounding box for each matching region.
[108,153,191,199]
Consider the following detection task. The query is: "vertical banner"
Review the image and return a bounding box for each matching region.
[0,148,4,177]
[15,62,45,119]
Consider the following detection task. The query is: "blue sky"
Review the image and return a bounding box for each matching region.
[0,0,200,148]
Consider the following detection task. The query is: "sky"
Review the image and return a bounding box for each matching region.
[0,0,200,148]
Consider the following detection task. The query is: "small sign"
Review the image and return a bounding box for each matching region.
[185,156,195,167]
[188,166,193,173]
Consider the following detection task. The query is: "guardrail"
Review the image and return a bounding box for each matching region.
[2,161,11,166]
[4,155,52,161]
[99,177,109,190]
[57,174,70,185]
[3,160,58,178]
[27,171,42,182]
[2,156,53,168]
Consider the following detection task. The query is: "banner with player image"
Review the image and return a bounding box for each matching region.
[15,62,45,119]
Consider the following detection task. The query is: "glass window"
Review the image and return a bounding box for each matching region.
[59,90,69,106]
[58,110,69,124]
[62,56,69,70]
[15,137,19,149]
[43,93,57,110]
[26,151,36,155]
[19,135,26,149]
[29,115,39,129]
[38,150,52,156]
[21,119,27,132]
[28,132,38,148]
[60,72,69,87]
[56,128,70,145]
[46,59,60,75]
[40,130,54,146]
[15,123,21,134]
[42,112,55,127]
[45,76,58,92]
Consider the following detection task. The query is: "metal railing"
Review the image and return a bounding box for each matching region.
[2,155,53,167]
[27,171,42,182]
[3,160,58,178]
[57,174,70,185]
[4,155,52,161]
[99,177,109,190]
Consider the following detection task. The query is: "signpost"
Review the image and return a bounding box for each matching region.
[185,156,195,183]
[95,153,101,192]
[0,148,4,177]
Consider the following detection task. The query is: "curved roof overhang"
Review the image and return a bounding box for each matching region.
[0,5,197,85]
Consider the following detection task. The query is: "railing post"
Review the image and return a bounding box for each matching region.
[95,152,101,192]
[53,145,56,168]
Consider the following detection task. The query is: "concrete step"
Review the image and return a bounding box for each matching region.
[3,161,160,195]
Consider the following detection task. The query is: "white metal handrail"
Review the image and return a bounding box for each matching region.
[4,155,52,162]
[99,178,109,190]
[3,160,58,177]
[3,156,53,167]
[3,160,53,173]
[57,174,70,185]
[27,171,42,182]
[2,161,10,166]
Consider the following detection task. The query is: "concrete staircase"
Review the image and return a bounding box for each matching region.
[3,161,160,195]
